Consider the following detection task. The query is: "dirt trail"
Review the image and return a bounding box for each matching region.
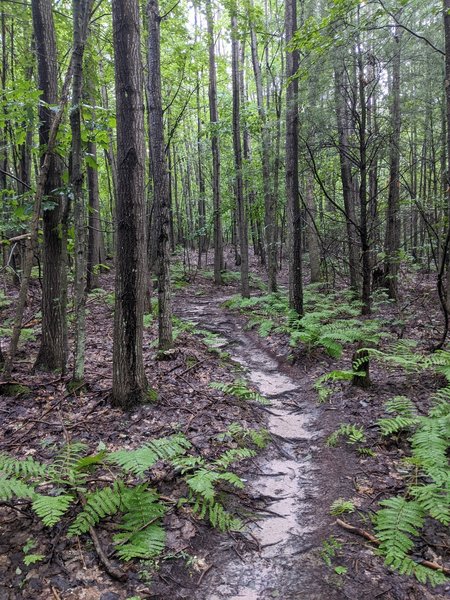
[176,294,335,600]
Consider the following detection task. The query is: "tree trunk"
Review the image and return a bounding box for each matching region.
[87,140,101,291]
[147,0,173,352]
[231,10,249,298]
[334,60,360,293]
[205,0,223,284]
[357,42,371,315]
[71,0,93,383]
[249,1,276,291]
[384,24,403,300]
[305,173,321,283]
[285,0,303,315]
[33,0,67,372]
[111,0,148,407]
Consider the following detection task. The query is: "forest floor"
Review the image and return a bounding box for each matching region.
[0,249,449,599]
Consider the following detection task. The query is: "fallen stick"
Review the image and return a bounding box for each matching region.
[336,518,450,576]
[89,526,127,581]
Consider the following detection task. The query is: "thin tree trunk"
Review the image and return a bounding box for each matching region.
[285,0,303,314]
[334,60,360,293]
[205,0,223,284]
[357,41,371,315]
[384,23,403,300]
[71,0,93,383]
[305,173,321,283]
[4,48,75,377]
[231,10,249,298]
[87,139,101,290]
[147,0,173,351]
[249,1,276,291]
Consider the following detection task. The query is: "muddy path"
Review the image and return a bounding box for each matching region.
[175,292,343,600]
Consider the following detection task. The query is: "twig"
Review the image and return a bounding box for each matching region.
[175,358,207,378]
[88,525,127,581]
[51,587,62,600]
[336,519,450,575]
[196,563,214,586]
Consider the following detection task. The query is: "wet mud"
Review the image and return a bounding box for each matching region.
[177,296,328,600]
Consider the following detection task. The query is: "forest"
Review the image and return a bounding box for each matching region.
[0,0,450,598]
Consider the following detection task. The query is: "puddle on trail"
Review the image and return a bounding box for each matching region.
[177,298,320,599]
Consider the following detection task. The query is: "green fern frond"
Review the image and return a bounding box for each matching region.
[192,497,242,532]
[314,370,355,403]
[375,497,424,566]
[213,448,256,470]
[384,396,417,417]
[326,423,366,447]
[47,442,88,485]
[409,484,450,525]
[114,525,166,561]
[113,485,167,560]
[185,469,220,501]
[225,423,270,449]
[378,416,419,437]
[31,494,73,527]
[68,481,126,536]
[411,416,449,482]
[413,563,448,586]
[108,434,191,476]
[210,380,269,405]
[0,454,46,479]
[0,476,35,501]
[171,455,205,474]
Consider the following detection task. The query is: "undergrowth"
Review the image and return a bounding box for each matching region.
[327,343,450,587]
[224,286,386,359]
[0,431,259,566]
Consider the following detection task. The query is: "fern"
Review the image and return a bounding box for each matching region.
[410,416,449,485]
[192,496,243,531]
[0,476,35,501]
[330,498,355,515]
[0,431,259,566]
[375,497,424,568]
[213,447,256,470]
[210,380,269,405]
[377,397,419,437]
[47,442,88,485]
[115,525,166,561]
[113,485,166,560]
[31,494,73,527]
[409,484,450,526]
[222,423,270,449]
[68,481,126,535]
[326,423,366,447]
[314,370,355,403]
[0,453,47,479]
[177,446,254,532]
[108,434,191,476]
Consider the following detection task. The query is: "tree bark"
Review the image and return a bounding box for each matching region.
[249,1,277,291]
[285,0,303,315]
[205,0,223,285]
[334,60,360,293]
[71,0,94,383]
[305,173,321,283]
[111,0,148,407]
[231,10,250,298]
[87,139,101,291]
[147,0,173,352]
[32,0,67,372]
[384,24,403,300]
